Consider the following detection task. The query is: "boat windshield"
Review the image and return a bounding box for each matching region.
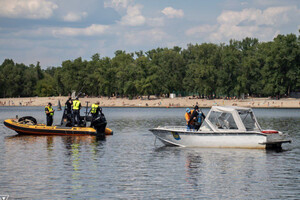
[207,111,238,130]
[238,111,260,131]
[200,120,213,131]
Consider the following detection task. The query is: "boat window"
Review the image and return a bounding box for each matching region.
[208,111,238,130]
[200,120,212,131]
[239,111,260,131]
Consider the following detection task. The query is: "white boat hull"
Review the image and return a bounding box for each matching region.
[150,127,290,149]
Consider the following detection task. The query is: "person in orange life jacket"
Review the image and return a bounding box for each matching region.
[72,97,81,126]
[185,108,194,130]
[189,105,206,130]
[45,102,55,126]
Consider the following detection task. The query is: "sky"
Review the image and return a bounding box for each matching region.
[0,0,299,68]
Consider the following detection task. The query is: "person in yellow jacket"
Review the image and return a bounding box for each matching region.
[45,102,55,126]
[90,101,102,119]
[72,97,81,126]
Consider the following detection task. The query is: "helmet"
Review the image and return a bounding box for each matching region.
[194,105,199,110]
[186,108,190,113]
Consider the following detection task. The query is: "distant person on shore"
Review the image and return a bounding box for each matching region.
[45,102,54,126]
[189,105,206,130]
[72,97,81,126]
[90,101,102,119]
[185,108,193,130]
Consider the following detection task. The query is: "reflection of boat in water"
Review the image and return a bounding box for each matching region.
[150,106,291,149]
[4,103,113,138]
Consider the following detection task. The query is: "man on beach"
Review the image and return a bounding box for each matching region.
[45,102,54,126]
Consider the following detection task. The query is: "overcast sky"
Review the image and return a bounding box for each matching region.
[0,0,299,67]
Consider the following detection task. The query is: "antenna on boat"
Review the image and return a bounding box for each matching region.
[84,101,90,126]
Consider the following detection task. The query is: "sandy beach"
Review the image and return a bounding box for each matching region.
[0,96,299,108]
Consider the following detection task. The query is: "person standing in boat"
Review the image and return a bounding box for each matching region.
[90,101,102,119]
[45,102,55,126]
[65,97,73,123]
[189,105,206,130]
[65,97,73,113]
[72,97,81,126]
[185,108,193,130]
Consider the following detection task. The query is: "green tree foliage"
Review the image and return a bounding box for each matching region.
[0,32,299,98]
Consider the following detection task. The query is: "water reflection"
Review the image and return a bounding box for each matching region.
[0,107,299,199]
[4,134,107,199]
[185,152,202,188]
[181,148,270,199]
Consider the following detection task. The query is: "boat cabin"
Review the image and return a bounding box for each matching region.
[200,106,262,132]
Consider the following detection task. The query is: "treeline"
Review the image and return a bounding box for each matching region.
[0,33,299,98]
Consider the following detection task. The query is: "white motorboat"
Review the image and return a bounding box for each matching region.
[149,106,291,149]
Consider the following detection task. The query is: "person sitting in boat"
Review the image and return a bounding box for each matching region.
[90,101,102,119]
[185,108,194,130]
[72,97,81,126]
[45,102,55,126]
[189,105,206,130]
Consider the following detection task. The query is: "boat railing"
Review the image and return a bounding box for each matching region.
[157,126,198,132]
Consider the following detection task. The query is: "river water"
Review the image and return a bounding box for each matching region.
[0,107,299,199]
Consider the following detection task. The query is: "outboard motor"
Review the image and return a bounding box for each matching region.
[91,113,107,139]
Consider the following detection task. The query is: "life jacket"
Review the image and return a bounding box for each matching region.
[45,106,54,116]
[91,104,99,114]
[189,109,197,125]
[73,100,81,110]
[185,112,191,124]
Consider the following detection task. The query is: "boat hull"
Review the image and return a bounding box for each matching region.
[150,127,290,149]
[4,119,113,136]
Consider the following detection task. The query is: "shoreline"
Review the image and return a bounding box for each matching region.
[0,96,299,109]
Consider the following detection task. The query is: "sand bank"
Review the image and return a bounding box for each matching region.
[0,96,299,108]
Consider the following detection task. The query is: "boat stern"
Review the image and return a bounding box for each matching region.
[261,130,291,149]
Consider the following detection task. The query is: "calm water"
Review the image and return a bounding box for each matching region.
[0,107,299,199]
